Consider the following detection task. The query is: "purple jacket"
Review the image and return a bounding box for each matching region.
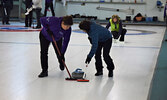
[45,0,53,3]
[40,17,72,54]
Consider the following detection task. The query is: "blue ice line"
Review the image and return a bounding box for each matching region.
[0,41,159,49]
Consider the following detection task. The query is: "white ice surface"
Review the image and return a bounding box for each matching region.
[0,24,166,100]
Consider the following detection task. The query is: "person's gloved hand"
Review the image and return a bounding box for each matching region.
[32,4,35,9]
[61,53,65,61]
[58,53,65,62]
[46,28,53,36]
[85,56,91,64]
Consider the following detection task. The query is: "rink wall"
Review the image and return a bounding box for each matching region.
[148,28,167,100]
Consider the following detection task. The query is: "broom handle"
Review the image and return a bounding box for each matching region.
[51,35,72,78]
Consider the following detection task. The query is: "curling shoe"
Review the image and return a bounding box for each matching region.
[108,70,113,77]
[38,71,48,78]
[59,64,65,71]
[95,71,103,76]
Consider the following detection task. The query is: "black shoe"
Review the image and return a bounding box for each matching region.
[6,23,10,25]
[95,72,103,76]
[59,64,64,71]
[34,26,41,29]
[38,71,48,78]
[165,39,167,41]
[108,70,113,77]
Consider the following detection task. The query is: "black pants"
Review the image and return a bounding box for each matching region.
[95,38,115,72]
[44,2,55,16]
[112,29,127,41]
[2,6,11,24]
[165,17,167,27]
[25,11,32,27]
[39,32,64,72]
[34,8,41,27]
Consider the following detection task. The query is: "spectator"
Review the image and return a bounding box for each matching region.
[32,0,42,29]
[25,0,33,27]
[106,15,127,42]
[164,1,167,26]
[44,0,55,16]
[1,0,13,25]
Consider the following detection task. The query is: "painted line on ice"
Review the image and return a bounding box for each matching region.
[72,29,156,35]
[0,41,160,49]
[70,44,160,49]
[0,41,39,45]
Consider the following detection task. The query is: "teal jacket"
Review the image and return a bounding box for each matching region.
[87,22,112,58]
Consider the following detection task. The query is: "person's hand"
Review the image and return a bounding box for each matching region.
[58,53,65,62]
[32,5,35,8]
[61,53,65,61]
[85,56,91,64]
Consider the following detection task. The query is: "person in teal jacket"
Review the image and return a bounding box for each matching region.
[79,20,115,77]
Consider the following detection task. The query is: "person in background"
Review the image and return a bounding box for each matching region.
[44,0,55,16]
[32,0,42,29]
[25,0,32,27]
[1,0,13,25]
[38,16,73,78]
[79,20,115,77]
[164,1,167,26]
[164,2,167,42]
[133,13,145,22]
[106,15,127,43]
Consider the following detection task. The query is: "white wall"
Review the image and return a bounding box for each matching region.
[65,0,166,21]
[54,2,68,17]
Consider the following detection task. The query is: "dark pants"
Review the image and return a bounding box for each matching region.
[39,32,64,72]
[34,8,41,27]
[25,11,32,27]
[95,38,115,72]
[112,29,127,41]
[2,6,11,24]
[44,2,55,16]
[165,17,167,27]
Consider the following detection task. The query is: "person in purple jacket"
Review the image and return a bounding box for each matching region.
[38,16,73,78]
[44,0,55,16]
